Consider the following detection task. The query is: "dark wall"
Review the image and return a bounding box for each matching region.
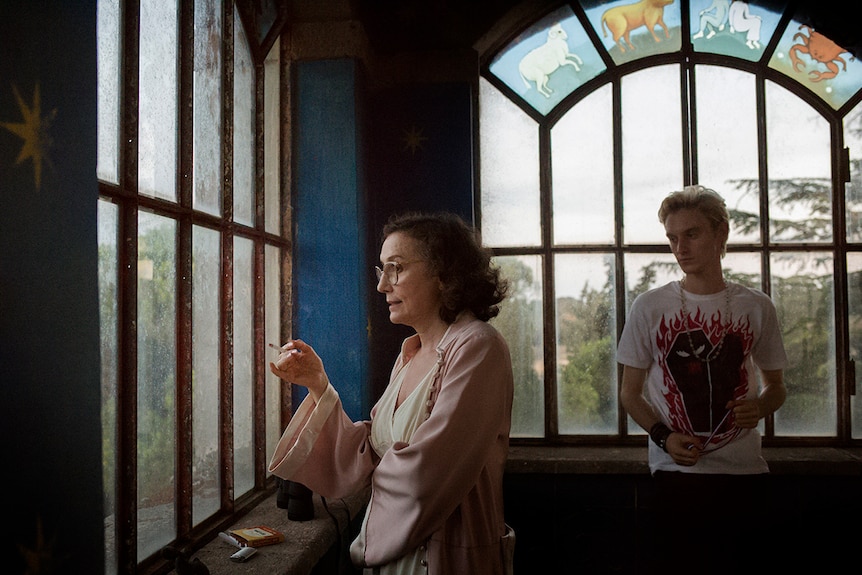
[0,1,103,572]
[365,82,475,404]
[504,472,859,573]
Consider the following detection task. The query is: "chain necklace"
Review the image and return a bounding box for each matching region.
[679,277,732,363]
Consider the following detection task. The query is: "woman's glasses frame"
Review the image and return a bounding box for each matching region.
[374,260,424,286]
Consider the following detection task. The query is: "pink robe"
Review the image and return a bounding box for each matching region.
[268,313,514,574]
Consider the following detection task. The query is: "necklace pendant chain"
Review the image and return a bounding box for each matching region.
[679,277,732,363]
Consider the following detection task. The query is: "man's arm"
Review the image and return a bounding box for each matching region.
[619,365,658,433]
[620,364,701,465]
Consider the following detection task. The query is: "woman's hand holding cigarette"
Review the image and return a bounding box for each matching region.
[268,339,329,402]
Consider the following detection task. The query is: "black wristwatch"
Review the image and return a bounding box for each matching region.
[649,422,673,452]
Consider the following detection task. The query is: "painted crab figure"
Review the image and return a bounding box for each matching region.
[788,24,851,82]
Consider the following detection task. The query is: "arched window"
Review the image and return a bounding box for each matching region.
[479,0,862,444]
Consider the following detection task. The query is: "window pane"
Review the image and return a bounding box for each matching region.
[848,253,862,438]
[622,65,684,244]
[491,255,544,437]
[136,211,177,559]
[690,0,783,62]
[845,102,862,242]
[98,200,118,575]
[97,0,120,184]
[265,244,282,462]
[139,0,178,201]
[234,236,255,496]
[771,252,836,436]
[192,226,220,525]
[555,253,617,434]
[264,38,281,235]
[766,81,832,243]
[695,65,761,245]
[584,0,682,65]
[193,0,223,216]
[552,84,614,245]
[723,252,762,289]
[480,78,541,247]
[624,253,681,311]
[487,5,605,117]
[233,6,255,227]
[768,18,862,111]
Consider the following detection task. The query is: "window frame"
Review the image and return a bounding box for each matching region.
[98,1,291,572]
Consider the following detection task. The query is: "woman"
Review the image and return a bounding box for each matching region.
[268,212,515,574]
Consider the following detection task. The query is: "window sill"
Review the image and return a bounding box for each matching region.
[188,486,370,575]
[505,445,862,476]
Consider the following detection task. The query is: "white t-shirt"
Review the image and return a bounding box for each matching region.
[617,280,787,475]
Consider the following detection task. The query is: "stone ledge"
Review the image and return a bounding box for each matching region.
[188,486,370,575]
[505,445,862,475]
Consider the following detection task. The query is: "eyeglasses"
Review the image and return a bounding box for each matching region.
[375,260,423,286]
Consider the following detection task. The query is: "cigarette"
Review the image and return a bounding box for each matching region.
[219,531,241,548]
[269,342,298,355]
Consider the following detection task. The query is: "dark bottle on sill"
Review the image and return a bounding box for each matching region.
[277,478,314,521]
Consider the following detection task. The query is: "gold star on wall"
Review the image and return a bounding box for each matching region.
[402,124,428,155]
[1,83,56,190]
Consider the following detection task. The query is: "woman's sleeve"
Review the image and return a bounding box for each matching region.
[359,328,513,565]
[268,382,379,499]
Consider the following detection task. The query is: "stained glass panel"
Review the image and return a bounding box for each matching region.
[769,17,862,110]
[488,4,605,116]
[582,0,682,65]
[689,0,784,62]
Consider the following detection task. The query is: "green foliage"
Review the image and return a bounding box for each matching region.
[100,218,179,503]
[492,257,544,436]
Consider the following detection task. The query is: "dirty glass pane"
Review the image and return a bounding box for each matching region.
[98,200,118,575]
[552,84,614,245]
[621,65,683,244]
[771,251,835,436]
[689,0,783,61]
[234,236,255,497]
[264,38,281,235]
[480,78,541,247]
[491,255,544,437]
[488,4,604,116]
[765,81,832,243]
[265,244,282,463]
[722,252,762,290]
[139,0,178,201]
[97,0,119,184]
[136,211,177,559]
[192,225,220,525]
[845,101,862,242]
[847,253,862,438]
[624,252,680,312]
[582,0,682,65]
[695,65,761,245]
[769,18,862,110]
[556,253,617,434]
[193,0,223,216]
[234,5,255,227]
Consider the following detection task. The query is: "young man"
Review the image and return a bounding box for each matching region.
[617,185,787,574]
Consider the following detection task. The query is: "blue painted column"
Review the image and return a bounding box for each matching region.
[293,59,369,420]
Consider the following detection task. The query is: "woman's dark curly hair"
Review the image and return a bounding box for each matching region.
[382,211,508,323]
